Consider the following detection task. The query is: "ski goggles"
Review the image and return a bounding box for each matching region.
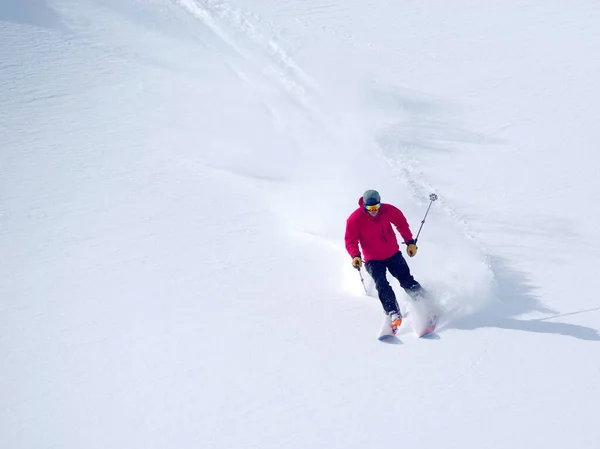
[365,203,381,211]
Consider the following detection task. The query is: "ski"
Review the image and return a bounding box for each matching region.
[417,312,438,338]
[377,315,398,341]
[377,310,438,341]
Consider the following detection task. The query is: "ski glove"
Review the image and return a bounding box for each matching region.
[406,240,418,257]
[352,256,363,269]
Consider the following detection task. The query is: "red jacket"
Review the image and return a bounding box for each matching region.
[345,197,414,262]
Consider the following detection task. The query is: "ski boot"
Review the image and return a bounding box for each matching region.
[389,311,402,334]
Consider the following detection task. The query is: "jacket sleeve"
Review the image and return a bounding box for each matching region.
[389,205,414,243]
[344,215,361,258]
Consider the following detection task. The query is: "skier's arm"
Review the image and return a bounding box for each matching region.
[344,218,361,258]
[390,206,414,243]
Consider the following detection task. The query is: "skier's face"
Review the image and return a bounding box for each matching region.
[365,203,380,217]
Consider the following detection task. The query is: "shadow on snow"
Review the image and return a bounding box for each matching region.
[449,256,600,341]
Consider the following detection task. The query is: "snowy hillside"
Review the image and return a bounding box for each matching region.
[2,1,600,448]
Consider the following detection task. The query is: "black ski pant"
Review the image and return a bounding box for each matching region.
[365,251,422,316]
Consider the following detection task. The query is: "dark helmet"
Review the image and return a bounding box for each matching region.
[363,189,380,206]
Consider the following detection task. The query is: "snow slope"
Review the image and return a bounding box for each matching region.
[1,1,599,448]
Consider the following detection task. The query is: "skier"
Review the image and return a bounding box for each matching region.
[345,189,424,333]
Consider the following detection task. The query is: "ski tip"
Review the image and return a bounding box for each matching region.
[378,335,402,344]
[378,334,394,341]
[418,331,439,339]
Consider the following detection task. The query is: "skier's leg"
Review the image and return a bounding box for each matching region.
[386,251,424,299]
[365,259,399,315]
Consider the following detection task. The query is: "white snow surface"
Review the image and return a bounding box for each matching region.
[2,1,600,448]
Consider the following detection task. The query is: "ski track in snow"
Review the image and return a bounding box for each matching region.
[178,0,315,107]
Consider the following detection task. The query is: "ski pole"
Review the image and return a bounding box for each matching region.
[414,193,438,243]
[356,267,368,294]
